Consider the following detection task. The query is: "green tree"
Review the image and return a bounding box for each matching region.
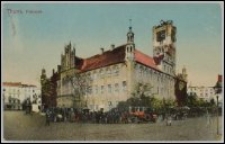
[131,82,153,106]
[187,92,198,107]
[209,98,215,106]
[69,73,92,108]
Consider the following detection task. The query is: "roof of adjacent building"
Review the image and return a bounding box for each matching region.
[74,44,160,72]
[3,82,37,88]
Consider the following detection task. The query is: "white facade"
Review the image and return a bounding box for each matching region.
[187,86,216,102]
[134,63,175,100]
[3,82,41,110]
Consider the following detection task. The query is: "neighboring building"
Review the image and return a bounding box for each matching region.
[187,86,215,102]
[50,20,187,111]
[187,75,223,103]
[3,82,41,110]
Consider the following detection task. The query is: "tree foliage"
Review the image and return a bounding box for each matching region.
[69,72,92,108]
[186,92,216,108]
[116,82,177,113]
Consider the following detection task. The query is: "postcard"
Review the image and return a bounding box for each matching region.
[2,1,223,142]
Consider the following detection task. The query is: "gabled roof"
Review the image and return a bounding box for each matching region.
[74,44,160,72]
[134,50,160,71]
[79,45,126,72]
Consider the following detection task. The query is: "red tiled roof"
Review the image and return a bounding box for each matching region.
[21,84,36,88]
[3,82,22,87]
[74,44,160,72]
[75,56,84,70]
[79,45,126,72]
[134,50,160,71]
[3,82,36,87]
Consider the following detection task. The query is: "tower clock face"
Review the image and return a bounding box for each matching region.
[156,30,166,42]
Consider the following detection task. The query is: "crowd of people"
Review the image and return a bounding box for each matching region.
[42,106,217,126]
[43,107,159,125]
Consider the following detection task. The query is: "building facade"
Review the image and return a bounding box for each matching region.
[187,75,223,103]
[187,86,215,102]
[55,20,187,111]
[3,82,41,110]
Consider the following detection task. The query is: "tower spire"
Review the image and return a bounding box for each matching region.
[127,19,134,44]
[129,19,132,28]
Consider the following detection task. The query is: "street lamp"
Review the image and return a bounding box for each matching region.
[216,94,219,135]
[214,86,221,135]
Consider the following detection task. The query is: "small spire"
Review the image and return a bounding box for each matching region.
[127,19,134,44]
[129,19,132,28]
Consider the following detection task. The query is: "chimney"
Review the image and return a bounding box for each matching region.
[111,44,115,50]
[52,69,55,75]
[100,48,104,54]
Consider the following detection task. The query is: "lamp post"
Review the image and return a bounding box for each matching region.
[214,86,221,135]
[214,74,222,135]
[216,94,219,135]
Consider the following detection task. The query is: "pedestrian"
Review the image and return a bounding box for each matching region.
[45,107,51,126]
[206,108,210,127]
[166,115,172,126]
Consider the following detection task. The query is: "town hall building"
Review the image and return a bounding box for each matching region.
[41,20,187,111]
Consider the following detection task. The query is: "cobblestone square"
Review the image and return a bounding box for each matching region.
[3,111,223,142]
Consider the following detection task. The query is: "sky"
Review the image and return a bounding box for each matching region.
[2,2,223,88]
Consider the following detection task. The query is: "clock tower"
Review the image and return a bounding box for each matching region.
[153,20,176,76]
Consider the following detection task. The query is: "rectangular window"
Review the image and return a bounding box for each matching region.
[115,69,119,76]
[107,69,111,77]
[115,83,119,93]
[108,84,111,93]
[101,86,104,94]
[122,81,127,92]
[95,86,98,94]
[89,87,92,95]
[108,101,112,106]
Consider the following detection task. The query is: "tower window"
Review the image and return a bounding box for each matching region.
[156,30,166,42]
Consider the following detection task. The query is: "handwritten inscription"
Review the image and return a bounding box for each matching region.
[7,9,43,15]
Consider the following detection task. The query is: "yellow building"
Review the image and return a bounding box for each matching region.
[56,20,187,111]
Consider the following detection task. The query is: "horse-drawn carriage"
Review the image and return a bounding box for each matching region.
[128,106,157,123]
